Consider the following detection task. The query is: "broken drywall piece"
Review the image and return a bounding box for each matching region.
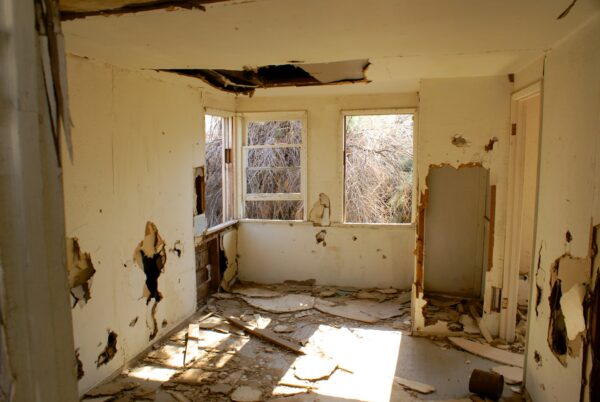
[241,294,315,313]
[232,286,282,298]
[96,331,117,367]
[308,193,331,226]
[355,290,387,302]
[173,368,212,385]
[134,221,167,304]
[560,283,587,341]
[468,305,494,343]
[315,230,327,246]
[314,299,378,323]
[491,365,523,385]
[272,385,307,397]
[459,315,480,335]
[394,376,435,394]
[66,237,96,308]
[293,355,337,381]
[231,385,263,402]
[448,337,524,367]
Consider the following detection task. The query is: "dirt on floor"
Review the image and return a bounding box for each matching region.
[82,282,526,402]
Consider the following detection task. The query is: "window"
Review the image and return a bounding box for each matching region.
[204,111,234,228]
[344,111,414,224]
[242,112,307,220]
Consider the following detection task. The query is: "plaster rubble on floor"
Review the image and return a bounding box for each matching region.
[82,282,526,401]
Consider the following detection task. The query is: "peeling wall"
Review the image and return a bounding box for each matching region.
[235,93,417,288]
[414,76,511,334]
[62,55,235,393]
[524,15,600,402]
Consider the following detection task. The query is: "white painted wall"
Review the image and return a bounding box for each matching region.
[238,221,415,288]
[416,76,511,333]
[235,94,418,289]
[523,15,600,402]
[63,55,235,393]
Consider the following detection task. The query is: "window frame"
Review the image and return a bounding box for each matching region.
[341,108,417,226]
[239,111,308,221]
[204,108,237,232]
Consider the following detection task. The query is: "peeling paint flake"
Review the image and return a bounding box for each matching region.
[67,237,96,308]
[308,193,331,226]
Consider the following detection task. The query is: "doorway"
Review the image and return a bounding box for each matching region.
[500,82,542,341]
[424,165,489,297]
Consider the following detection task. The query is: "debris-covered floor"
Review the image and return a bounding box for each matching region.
[82,283,527,402]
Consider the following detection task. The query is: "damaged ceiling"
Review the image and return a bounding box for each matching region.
[61,0,600,95]
[59,0,233,18]
[163,59,370,95]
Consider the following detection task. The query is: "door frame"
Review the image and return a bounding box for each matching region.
[500,81,543,341]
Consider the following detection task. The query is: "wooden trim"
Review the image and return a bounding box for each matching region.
[488,185,496,271]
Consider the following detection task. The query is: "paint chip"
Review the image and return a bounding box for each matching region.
[67,237,96,308]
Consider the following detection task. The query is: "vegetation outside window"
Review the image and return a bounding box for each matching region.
[344,112,414,224]
[205,112,234,228]
[242,112,307,220]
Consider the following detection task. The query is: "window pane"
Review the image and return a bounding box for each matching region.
[205,115,224,228]
[247,147,300,168]
[246,167,301,194]
[344,114,413,223]
[248,120,302,145]
[245,200,304,220]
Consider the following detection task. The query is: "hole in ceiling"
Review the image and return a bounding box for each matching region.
[160,59,370,96]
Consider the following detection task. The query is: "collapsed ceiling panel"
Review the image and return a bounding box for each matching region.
[161,59,370,96]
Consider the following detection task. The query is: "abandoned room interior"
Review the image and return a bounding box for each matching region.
[1,0,600,401]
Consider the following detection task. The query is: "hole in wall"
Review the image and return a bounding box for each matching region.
[75,349,84,380]
[96,331,117,367]
[134,222,167,305]
[315,230,327,247]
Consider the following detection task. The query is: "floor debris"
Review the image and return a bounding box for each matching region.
[293,354,337,381]
[84,381,139,397]
[183,323,199,365]
[492,365,524,384]
[242,294,315,313]
[233,286,283,298]
[227,316,304,354]
[231,385,263,401]
[449,337,524,367]
[83,281,524,402]
[468,304,494,343]
[394,376,436,394]
[313,298,379,323]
